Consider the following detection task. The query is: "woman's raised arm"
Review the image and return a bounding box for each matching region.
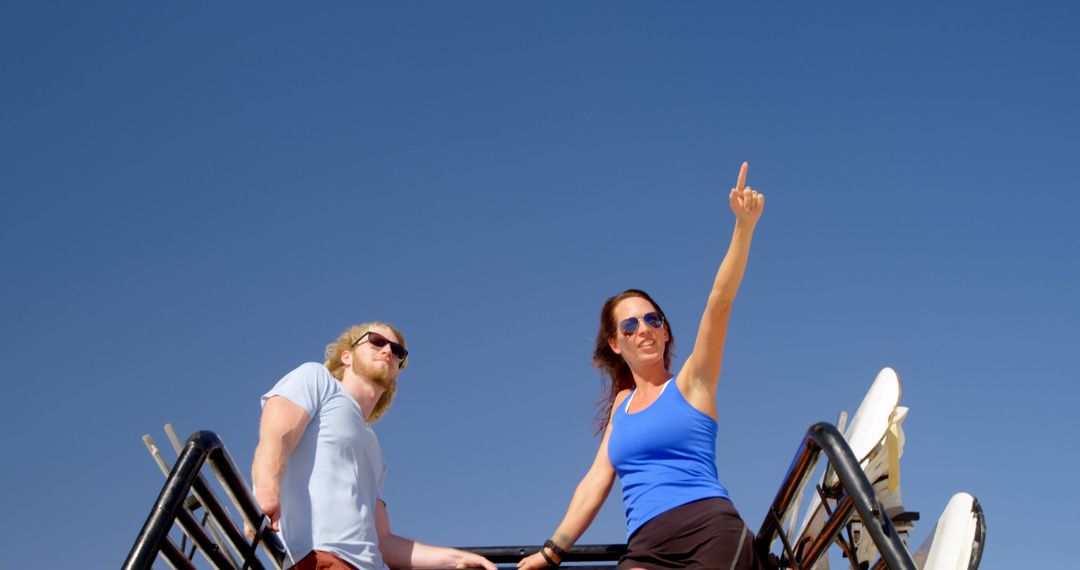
[683,162,765,393]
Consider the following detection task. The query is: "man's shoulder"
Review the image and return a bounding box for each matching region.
[263,362,339,406]
[283,362,340,390]
[290,361,332,378]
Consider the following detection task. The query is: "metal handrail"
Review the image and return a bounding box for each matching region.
[123,431,288,570]
[754,422,916,570]
[455,544,624,566]
[126,424,916,569]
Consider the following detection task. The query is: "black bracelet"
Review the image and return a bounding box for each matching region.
[539,547,560,568]
[543,539,567,558]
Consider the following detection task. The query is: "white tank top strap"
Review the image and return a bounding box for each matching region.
[624,379,672,413]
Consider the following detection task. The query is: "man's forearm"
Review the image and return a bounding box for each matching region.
[252,439,288,499]
[380,533,469,569]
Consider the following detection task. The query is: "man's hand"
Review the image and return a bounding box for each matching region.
[453,550,498,570]
[245,490,281,540]
[255,489,281,532]
[729,161,764,226]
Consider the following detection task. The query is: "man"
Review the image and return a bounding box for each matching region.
[252,322,496,570]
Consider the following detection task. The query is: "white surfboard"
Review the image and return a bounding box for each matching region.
[912,492,986,570]
[792,368,905,569]
[832,367,902,474]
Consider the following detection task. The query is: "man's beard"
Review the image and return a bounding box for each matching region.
[352,358,397,390]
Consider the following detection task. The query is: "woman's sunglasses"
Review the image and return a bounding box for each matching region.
[352,331,409,362]
[619,312,665,336]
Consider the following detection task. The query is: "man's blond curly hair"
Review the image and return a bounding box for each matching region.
[324,322,407,423]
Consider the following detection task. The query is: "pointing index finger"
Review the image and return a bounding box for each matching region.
[736,162,748,192]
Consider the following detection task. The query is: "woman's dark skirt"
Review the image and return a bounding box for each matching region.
[617,497,760,570]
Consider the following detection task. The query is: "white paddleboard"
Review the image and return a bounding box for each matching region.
[913,492,986,570]
[792,368,904,568]
[832,367,902,474]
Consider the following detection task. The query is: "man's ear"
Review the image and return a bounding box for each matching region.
[341,348,353,367]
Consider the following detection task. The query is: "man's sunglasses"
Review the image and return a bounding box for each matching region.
[352,331,409,362]
[619,312,665,336]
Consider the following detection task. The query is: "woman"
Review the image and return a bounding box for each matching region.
[517,162,765,570]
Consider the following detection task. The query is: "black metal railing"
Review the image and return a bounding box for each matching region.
[455,545,624,568]
[127,424,918,569]
[754,422,916,570]
[123,431,288,570]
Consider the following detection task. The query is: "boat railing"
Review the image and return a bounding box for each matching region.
[124,423,918,569]
[123,430,288,570]
[754,422,916,570]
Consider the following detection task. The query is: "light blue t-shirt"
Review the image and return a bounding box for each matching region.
[261,363,388,570]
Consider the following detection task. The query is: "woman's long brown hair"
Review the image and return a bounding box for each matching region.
[592,289,674,434]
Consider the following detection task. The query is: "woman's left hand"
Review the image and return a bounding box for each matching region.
[729,161,764,226]
[517,550,557,570]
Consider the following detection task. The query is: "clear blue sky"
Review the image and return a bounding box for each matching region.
[1,2,1076,568]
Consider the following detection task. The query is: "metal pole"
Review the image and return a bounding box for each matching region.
[124,437,215,570]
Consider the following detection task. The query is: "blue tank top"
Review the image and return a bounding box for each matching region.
[607,380,730,539]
